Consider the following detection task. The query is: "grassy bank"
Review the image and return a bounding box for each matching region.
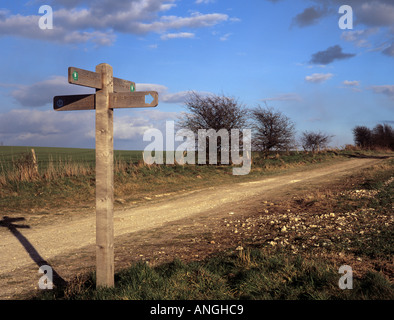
[36,248,393,300]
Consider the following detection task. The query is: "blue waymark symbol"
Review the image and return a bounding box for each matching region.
[145,93,154,104]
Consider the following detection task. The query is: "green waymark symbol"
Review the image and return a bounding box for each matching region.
[72,71,78,81]
[130,84,135,92]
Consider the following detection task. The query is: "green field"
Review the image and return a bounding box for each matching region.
[0,146,143,171]
[0,145,346,174]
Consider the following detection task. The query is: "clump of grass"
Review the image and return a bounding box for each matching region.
[351,271,394,300]
[0,151,40,182]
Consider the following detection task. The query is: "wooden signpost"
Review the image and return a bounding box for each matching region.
[53,63,158,288]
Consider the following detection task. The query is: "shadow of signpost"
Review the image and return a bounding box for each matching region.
[0,216,67,289]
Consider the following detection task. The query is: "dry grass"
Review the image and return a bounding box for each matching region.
[0,158,94,184]
[344,144,361,151]
[344,144,393,153]
[0,151,133,185]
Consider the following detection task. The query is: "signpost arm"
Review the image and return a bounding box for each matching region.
[95,63,114,288]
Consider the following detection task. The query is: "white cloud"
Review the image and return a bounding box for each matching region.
[11,76,93,107]
[219,33,232,41]
[341,28,379,48]
[229,17,241,23]
[136,83,169,95]
[0,109,95,147]
[342,80,361,92]
[305,73,334,83]
[0,1,232,46]
[0,10,116,45]
[0,108,179,149]
[136,12,228,34]
[160,32,195,40]
[161,91,192,103]
[195,0,215,3]
[343,80,360,86]
[114,116,153,140]
[137,83,211,104]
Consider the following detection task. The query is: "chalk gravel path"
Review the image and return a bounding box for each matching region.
[0,157,384,299]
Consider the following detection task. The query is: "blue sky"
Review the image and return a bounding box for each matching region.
[0,0,393,150]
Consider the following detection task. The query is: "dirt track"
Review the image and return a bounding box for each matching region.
[0,157,388,299]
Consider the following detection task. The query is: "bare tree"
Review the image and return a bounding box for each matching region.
[178,92,248,131]
[353,126,372,149]
[177,92,249,163]
[250,105,295,155]
[301,131,333,153]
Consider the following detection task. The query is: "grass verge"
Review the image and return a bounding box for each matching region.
[36,247,393,300]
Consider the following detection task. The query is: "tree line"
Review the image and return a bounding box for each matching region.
[353,124,394,151]
[177,92,334,156]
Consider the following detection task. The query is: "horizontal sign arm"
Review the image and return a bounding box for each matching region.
[54,94,95,111]
[68,67,101,89]
[113,77,136,93]
[109,91,158,109]
[54,91,158,111]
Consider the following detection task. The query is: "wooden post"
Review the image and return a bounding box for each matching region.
[30,148,39,177]
[95,63,114,288]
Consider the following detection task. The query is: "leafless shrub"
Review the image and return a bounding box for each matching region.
[300,131,333,153]
[177,92,249,164]
[250,105,296,156]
